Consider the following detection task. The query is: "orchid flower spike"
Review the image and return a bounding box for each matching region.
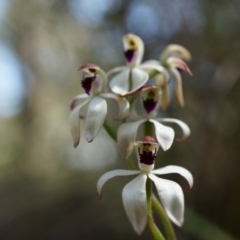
[97,136,193,235]
[117,85,191,159]
[158,44,192,107]
[107,33,168,96]
[69,64,129,147]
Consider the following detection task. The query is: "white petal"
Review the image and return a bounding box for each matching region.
[129,67,149,94]
[156,118,190,141]
[129,96,142,120]
[152,165,193,189]
[122,173,148,235]
[141,60,160,66]
[107,66,126,77]
[150,119,175,151]
[70,93,89,110]
[100,93,130,119]
[160,44,191,62]
[97,169,141,198]
[109,68,130,95]
[85,97,107,142]
[149,173,184,226]
[117,120,146,159]
[170,67,184,107]
[69,99,90,147]
[167,57,192,76]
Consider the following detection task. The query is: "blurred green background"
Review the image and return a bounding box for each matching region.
[0,0,240,239]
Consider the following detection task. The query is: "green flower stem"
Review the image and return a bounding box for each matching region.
[103,121,117,141]
[126,158,135,170]
[144,120,153,136]
[152,195,176,240]
[148,216,166,240]
[147,178,166,240]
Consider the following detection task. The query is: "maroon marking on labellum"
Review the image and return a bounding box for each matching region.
[138,145,157,165]
[176,67,184,73]
[143,99,158,114]
[124,49,135,63]
[81,75,96,95]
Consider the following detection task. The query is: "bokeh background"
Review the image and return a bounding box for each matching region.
[0,0,240,239]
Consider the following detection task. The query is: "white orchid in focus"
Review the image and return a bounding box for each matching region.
[117,85,190,159]
[107,33,168,96]
[69,64,129,147]
[97,136,193,235]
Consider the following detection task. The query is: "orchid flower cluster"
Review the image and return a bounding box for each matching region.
[69,33,193,239]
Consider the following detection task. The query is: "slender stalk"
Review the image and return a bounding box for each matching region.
[148,217,166,240]
[146,178,166,240]
[152,195,176,240]
[103,121,117,141]
[126,158,135,170]
[144,120,153,136]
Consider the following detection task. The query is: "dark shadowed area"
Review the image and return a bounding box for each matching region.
[0,0,240,239]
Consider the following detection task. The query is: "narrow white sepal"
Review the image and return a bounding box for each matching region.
[170,67,184,107]
[100,93,130,119]
[122,173,148,235]
[148,173,184,226]
[152,165,193,189]
[70,93,89,110]
[85,96,107,142]
[69,99,90,147]
[97,169,141,198]
[150,119,175,151]
[156,118,190,141]
[117,120,146,159]
[109,67,130,95]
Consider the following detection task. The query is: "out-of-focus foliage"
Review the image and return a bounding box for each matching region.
[0,0,239,239]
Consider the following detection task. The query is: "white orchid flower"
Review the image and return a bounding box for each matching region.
[117,85,190,159]
[107,33,167,96]
[97,136,193,235]
[69,64,129,147]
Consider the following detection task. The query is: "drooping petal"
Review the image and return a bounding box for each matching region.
[70,93,89,110]
[160,84,171,110]
[160,44,191,63]
[100,93,130,119]
[167,57,192,76]
[85,97,107,142]
[170,67,184,107]
[122,173,148,235]
[69,99,90,147]
[123,33,144,66]
[97,169,141,198]
[156,118,190,141]
[117,120,146,159]
[149,119,175,151]
[128,67,149,95]
[109,67,130,95]
[148,173,184,226]
[152,165,193,190]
